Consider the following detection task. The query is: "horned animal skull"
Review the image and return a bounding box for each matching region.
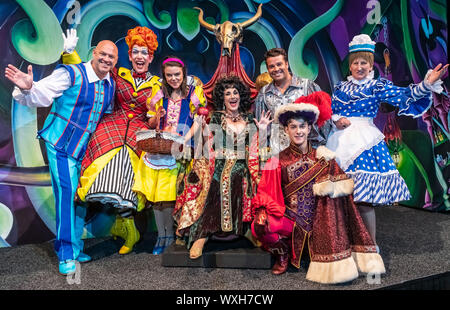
[195,4,262,57]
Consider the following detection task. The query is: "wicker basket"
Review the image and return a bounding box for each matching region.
[136,110,183,154]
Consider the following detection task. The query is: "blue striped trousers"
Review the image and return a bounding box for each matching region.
[45,142,86,262]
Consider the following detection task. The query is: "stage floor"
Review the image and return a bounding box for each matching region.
[0,205,449,290]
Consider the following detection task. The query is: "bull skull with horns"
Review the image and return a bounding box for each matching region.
[195,4,262,57]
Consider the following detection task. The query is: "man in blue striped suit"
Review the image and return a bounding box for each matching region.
[5,40,118,275]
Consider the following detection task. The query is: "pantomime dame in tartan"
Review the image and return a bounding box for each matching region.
[65,27,161,255]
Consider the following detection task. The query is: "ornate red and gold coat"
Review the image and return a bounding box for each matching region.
[252,144,385,284]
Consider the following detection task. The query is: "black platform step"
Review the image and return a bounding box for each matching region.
[161,237,273,269]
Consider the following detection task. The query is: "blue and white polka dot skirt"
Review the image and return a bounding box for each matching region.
[346,141,411,205]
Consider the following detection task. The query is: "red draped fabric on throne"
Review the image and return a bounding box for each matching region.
[202,43,257,108]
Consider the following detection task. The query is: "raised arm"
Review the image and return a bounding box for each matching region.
[5,64,33,90]
[374,64,447,118]
[6,64,71,108]
[61,29,82,65]
[425,63,449,85]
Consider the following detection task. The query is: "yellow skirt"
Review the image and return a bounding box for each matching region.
[132,152,179,203]
[77,145,147,211]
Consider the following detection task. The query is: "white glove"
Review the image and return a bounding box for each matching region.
[62,29,78,54]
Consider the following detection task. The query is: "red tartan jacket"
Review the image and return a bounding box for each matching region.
[80,67,160,173]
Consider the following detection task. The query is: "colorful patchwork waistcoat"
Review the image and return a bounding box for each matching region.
[38,63,115,160]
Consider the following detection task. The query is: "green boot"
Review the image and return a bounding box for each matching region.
[110,216,127,241]
[119,217,140,255]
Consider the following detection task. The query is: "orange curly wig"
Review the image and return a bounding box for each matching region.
[125,26,158,56]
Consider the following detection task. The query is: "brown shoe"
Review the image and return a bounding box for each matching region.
[272,251,289,275]
[268,238,290,275]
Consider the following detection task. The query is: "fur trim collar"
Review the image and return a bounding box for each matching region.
[315,146,335,161]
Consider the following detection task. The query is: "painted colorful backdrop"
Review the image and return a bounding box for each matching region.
[0,0,448,248]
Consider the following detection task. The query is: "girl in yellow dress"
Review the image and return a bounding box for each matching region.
[133,56,206,254]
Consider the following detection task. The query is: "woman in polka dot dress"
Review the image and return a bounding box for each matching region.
[326,34,448,250]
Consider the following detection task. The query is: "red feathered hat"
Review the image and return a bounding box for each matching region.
[274,91,332,128]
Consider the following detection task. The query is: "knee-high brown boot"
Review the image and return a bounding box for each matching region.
[268,237,290,275]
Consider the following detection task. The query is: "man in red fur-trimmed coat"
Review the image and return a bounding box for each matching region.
[251,91,385,284]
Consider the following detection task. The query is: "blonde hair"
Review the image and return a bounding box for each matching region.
[255,72,273,91]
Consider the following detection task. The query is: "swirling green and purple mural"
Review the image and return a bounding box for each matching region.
[0,0,448,247]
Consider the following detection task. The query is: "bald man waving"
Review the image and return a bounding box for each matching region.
[5,40,118,275]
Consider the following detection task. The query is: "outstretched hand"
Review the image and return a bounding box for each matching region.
[254,110,273,132]
[62,29,79,54]
[5,64,33,90]
[426,63,449,85]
